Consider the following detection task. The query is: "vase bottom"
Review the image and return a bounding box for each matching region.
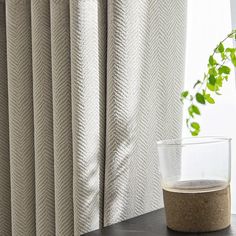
[163,181,231,233]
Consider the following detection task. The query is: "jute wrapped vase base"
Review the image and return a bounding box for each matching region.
[163,185,231,233]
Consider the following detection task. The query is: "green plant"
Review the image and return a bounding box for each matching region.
[181,29,236,136]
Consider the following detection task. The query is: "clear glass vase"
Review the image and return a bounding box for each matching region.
[157,137,231,233]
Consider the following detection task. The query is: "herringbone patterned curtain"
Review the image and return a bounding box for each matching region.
[0,0,187,235]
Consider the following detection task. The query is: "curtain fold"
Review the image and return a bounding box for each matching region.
[0,0,187,235]
[31,0,54,235]
[6,0,35,235]
[0,1,11,235]
[51,1,74,235]
[104,0,187,226]
[70,0,106,234]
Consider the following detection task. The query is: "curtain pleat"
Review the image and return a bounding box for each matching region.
[70,0,106,234]
[0,1,11,235]
[31,0,55,235]
[105,0,131,225]
[50,1,74,235]
[0,0,187,235]
[104,0,187,226]
[151,0,187,187]
[6,0,36,235]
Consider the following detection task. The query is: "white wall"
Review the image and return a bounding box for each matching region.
[183,0,236,213]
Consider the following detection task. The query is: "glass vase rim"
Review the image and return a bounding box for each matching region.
[157,136,231,147]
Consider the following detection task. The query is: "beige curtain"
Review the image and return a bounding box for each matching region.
[0,0,187,235]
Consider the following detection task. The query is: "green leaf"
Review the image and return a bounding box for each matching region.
[191,122,200,130]
[205,94,215,104]
[209,55,217,66]
[188,106,194,118]
[218,65,231,74]
[193,80,202,88]
[181,91,189,98]
[192,105,201,115]
[218,42,224,53]
[216,76,223,87]
[209,56,213,65]
[208,75,216,85]
[226,47,236,53]
[208,67,218,76]
[191,130,200,136]
[230,52,236,67]
[196,93,206,104]
[207,83,216,91]
[216,91,222,95]
[206,96,215,104]
[221,52,227,60]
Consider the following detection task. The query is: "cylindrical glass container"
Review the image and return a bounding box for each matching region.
[157,137,231,233]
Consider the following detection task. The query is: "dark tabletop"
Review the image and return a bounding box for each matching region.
[82,208,236,236]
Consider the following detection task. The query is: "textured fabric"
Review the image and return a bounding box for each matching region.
[104,0,187,226]
[6,0,36,235]
[51,1,74,235]
[0,2,11,235]
[31,1,55,235]
[70,0,107,234]
[0,0,187,235]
